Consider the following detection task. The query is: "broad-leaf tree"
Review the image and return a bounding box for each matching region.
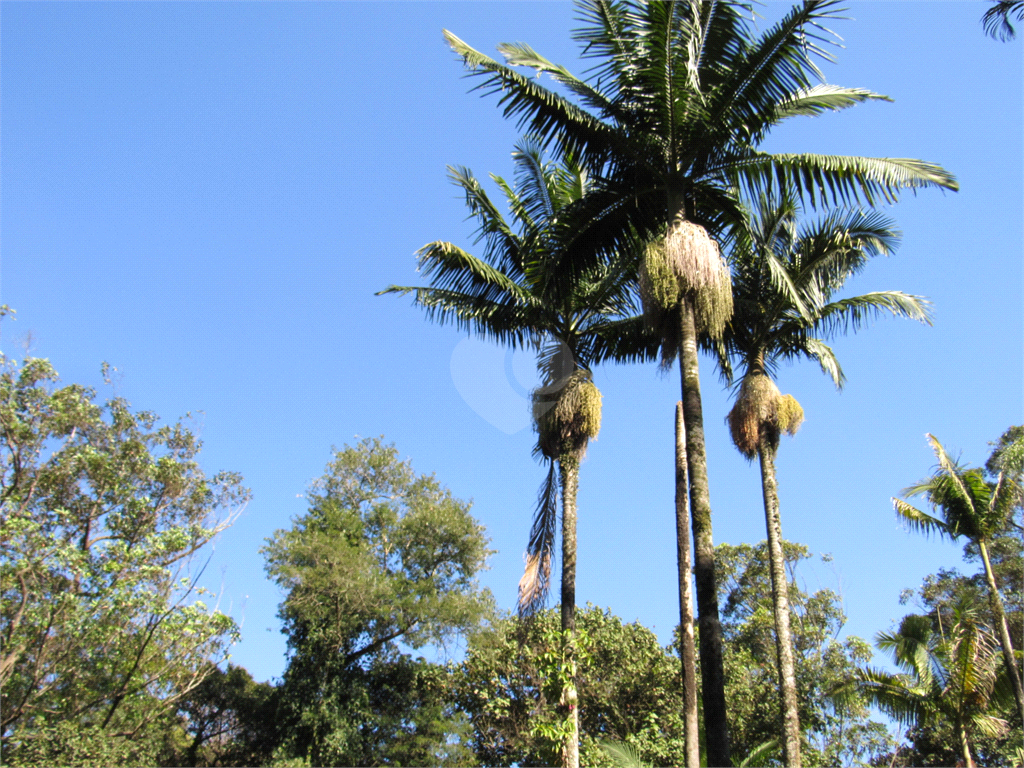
[261,437,492,767]
[0,356,249,766]
[443,4,957,761]
[720,193,930,765]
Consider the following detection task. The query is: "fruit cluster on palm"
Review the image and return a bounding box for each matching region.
[383,2,958,766]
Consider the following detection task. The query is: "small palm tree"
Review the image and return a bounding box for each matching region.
[380,141,640,768]
[893,432,1024,722]
[719,193,932,766]
[834,595,1014,768]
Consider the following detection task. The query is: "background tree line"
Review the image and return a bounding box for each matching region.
[1,352,1019,765]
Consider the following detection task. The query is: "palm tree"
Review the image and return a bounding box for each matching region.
[719,193,931,766]
[893,433,1024,722]
[380,141,647,768]
[834,595,1014,768]
[443,5,958,762]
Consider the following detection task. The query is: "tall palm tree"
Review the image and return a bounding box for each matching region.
[720,194,931,767]
[834,595,1014,768]
[444,3,957,762]
[893,433,1024,722]
[380,141,647,768]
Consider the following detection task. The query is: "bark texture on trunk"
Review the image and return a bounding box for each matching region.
[559,460,580,768]
[758,442,802,768]
[675,402,701,768]
[978,540,1024,722]
[958,720,975,768]
[679,299,731,767]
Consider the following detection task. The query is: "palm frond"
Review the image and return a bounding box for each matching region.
[812,292,932,337]
[731,152,959,208]
[893,498,953,540]
[444,30,618,168]
[518,460,559,617]
[927,434,978,515]
[982,0,1024,40]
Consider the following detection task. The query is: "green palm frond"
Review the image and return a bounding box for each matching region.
[596,738,650,768]
[800,337,844,389]
[769,84,892,121]
[413,241,537,307]
[812,292,932,337]
[738,738,781,768]
[443,30,620,168]
[893,498,952,540]
[847,666,930,728]
[732,152,958,208]
[377,286,539,347]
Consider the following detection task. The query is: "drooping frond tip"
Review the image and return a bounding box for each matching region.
[727,374,804,458]
[518,460,558,616]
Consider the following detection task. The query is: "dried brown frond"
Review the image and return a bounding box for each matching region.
[518,551,552,615]
[533,369,603,462]
[776,394,805,436]
[727,373,781,458]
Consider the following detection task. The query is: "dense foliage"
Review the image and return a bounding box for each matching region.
[0,357,250,766]
[260,438,494,767]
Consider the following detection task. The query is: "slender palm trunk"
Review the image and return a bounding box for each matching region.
[559,458,580,768]
[675,402,701,768]
[757,441,802,767]
[679,299,731,767]
[958,720,974,768]
[977,539,1024,721]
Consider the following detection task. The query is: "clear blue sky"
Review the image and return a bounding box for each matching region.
[2,1,1020,687]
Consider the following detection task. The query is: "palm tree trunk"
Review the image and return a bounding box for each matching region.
[958,720,974,768]
[559,459,580,768]
[675,402,701,768]
[757,440,802,768]
[679,298,731,767]
[977,539,1024,721]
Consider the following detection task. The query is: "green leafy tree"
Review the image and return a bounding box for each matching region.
[444,4,957,760]
[893,430,1024,721]
[453,605,690,768]
[0,356,250,766]
[834,595,1015,768]
[453,544,890,768]
[261,437,492,767]
[719,193,929,765]
[381,141,646,768]
[168,663,279,767]
[715,542,895,767]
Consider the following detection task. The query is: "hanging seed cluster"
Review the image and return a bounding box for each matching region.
[776,394,805,435]
[532,369,602,462]
[727,373,804,458]
[639,218,734,340]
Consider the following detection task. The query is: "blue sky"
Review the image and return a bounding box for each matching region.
[2,1,1020,689]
